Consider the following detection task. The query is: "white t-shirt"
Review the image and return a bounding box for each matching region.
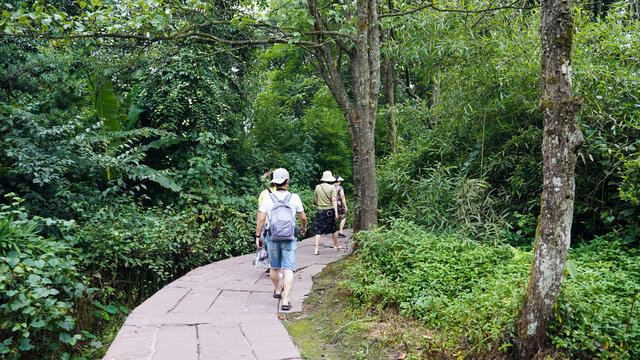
[259,190,304,219]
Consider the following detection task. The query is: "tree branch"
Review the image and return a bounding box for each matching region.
[379,0,538,18]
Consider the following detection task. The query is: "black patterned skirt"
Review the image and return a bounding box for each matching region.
[310,209,337,235]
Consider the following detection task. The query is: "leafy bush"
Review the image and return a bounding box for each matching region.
[345,220,531,354]
[346,220,640,358]
[0,195,89,359]
[550,232,640,359]
[72,194,256,304]
[378,162,508,242]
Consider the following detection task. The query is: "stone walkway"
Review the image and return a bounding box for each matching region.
[103,230,353,360]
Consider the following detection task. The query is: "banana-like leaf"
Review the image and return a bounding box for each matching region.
[140,137,183,152]
[130,165,182,192]
[124,83,144,130]
[88,77,121,180]
[94,80,120,132]
[125,104,144,130]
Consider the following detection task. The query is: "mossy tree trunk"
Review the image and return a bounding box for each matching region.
[515,0,585,356]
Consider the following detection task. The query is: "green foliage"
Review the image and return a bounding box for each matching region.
[378,162,508,242]
[89,78,120,133]
[244,44,353,190]
[347,221,640,358]
[550,232,640,359]
[619,153,640,205]
[0,195,89,359]
[72,195,256,303]
[346,220,531,354]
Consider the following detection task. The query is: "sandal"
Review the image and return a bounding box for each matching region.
[273,286,283,299]
[281,301,292,311]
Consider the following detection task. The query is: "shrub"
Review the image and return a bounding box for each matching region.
[345,220,531,354]
[71,194,256,304]
[0,195,89,359]
[378,163,508,242]
[346,220,640,358]
[550,232,640,359]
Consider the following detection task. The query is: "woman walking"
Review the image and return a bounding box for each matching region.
[333,175,348,237]
[310,171,339,255]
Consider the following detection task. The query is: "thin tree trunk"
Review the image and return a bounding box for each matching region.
[515,0,585,355]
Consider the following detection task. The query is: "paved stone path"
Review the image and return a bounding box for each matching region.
[104,230,353,360]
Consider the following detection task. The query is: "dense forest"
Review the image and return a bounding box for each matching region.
[0,0,638,358]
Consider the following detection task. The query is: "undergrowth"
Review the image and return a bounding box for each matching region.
[345,220,640,359]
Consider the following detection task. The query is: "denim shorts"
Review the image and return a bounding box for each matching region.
[267,239,297,271]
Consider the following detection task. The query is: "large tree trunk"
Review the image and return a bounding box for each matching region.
[307,0,380,231]
[515,0,584,356]
[350,0,380,230]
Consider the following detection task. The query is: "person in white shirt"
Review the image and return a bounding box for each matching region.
[254,168,307,311]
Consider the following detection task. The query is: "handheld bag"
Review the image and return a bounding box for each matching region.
[268,192,296,241]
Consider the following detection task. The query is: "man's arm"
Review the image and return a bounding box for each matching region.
[255,211,267,249]
[298,211,308,236]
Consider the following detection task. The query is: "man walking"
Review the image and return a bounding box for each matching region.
[254,168,307,311]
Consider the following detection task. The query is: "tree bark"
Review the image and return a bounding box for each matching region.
[307,0,379,231]
[515,0,584,356]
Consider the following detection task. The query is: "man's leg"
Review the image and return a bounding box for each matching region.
[333,231,339,249]
[339,218,346,233]
[267,240,283,296]
[280,269,294,303]
[269,268,281,294]
[280,240,297,309]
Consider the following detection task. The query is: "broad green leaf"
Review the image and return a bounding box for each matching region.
[103,304,118,314]
[130,165,182,192]
[30,318,45,328]
[18,338,33,351]
[95,80,120,132]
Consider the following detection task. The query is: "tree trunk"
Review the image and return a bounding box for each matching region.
[350,0,380,230]
[515,0,585,356]
[307,0,380,231]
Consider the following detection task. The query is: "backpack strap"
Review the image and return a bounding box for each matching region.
[282,192,292,206]
[269,191,292,205]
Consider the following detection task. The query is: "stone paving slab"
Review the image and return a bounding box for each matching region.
[104,229,352,360]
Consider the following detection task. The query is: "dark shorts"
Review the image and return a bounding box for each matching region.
[311,209,337,235]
